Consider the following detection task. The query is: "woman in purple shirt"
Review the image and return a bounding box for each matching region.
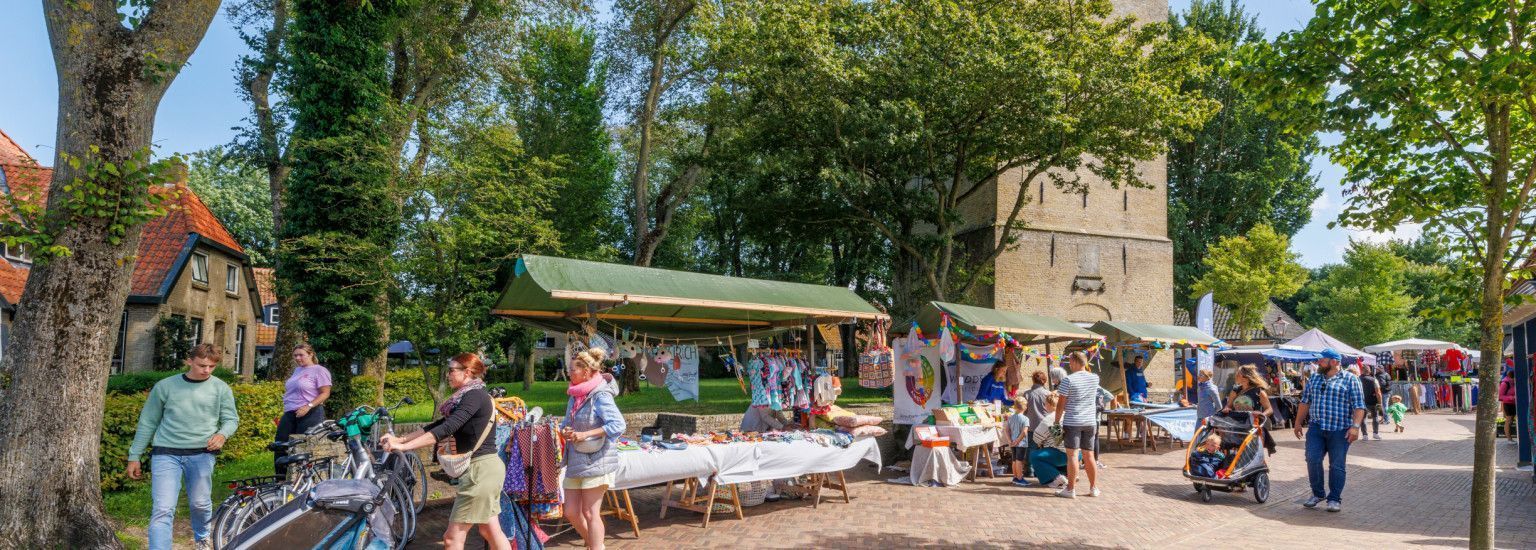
[275,343,332,475]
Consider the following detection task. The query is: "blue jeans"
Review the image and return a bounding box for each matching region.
[149,453,215,550]
[1028,447,1068,486]
[1305,427,1351,503]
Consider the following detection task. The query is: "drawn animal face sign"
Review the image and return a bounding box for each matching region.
[619,341,640,359]
[652,348,674,365]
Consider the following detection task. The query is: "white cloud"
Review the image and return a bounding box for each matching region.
[1310,192,1334,214]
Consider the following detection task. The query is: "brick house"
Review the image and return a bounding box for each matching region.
[0,129,262,378]
[252,267,279,373]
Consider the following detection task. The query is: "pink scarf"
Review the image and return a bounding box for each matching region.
[567,375,606,413]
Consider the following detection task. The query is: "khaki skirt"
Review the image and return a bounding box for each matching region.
[449,454,506,524]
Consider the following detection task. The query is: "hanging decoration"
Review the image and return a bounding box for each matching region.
[858,318,895,389]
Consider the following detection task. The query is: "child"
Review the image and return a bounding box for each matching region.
[1007,398,1032,487]
[1386,394,1408,433]
[1191,434,1225,478]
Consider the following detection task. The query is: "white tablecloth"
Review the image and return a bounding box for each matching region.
[721,437,881,485]
[612,437,882,490]
[904,424,1000,451]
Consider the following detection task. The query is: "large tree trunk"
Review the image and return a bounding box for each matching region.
[0,2,219,546]
[250,0,303,381]
[1471,224,1505,550]
[523,346,536,391]
[363,291,390,406]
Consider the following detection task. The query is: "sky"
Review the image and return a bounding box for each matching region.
[0,0,1417,268]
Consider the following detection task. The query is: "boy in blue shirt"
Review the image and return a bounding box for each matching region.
[1007,398,1032,486]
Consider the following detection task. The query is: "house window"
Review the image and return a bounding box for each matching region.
[1123,190,1129,211]
[536,336,557,349]
[235,325,247,373]
[111,311,128,374]
[188,317,204,347]
[225,265,239,293]
[190,253,209,284]
[3,243,31,263]
[1038,181,1045,204]
[268,305,280,326]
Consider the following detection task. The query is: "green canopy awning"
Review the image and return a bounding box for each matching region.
[905,301,1099,344]
[491,255,887,338]
[1089,320,1220,348]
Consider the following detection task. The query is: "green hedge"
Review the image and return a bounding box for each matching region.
[107,368,238,395]
[99,380,285,493]
[355,368,438,409]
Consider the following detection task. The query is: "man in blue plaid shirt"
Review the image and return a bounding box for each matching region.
[1293,348,1365,512]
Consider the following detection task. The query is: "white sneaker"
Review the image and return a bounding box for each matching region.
[1050,475,1068,489]
[1087,487,1101,497]
[1055,488,1076,499]
[1303,496,1322,508]
[1372,434,1382,440]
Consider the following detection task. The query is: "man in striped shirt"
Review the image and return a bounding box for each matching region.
[1053,352,1101,498]
[1294,348,1365,513]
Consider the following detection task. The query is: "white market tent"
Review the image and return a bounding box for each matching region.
[1285,328,1368,357]
[1362,338,1463,353]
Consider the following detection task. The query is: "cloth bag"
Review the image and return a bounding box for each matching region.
[439,420,494,479]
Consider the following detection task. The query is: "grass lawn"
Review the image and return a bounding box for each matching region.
[104,452,276,549]
[392,376,891,423]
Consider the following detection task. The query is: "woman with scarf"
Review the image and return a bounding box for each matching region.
[382,353,510,550]
[562,348,626,550]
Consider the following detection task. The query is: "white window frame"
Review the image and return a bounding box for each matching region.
[3,243,31,263]
[268,305,280,326]
[225,265,239,293]
[190,253,209,284]
[234,325,246,372]
[188,317,204,347]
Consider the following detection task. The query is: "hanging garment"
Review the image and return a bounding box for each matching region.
[748,357,773,407]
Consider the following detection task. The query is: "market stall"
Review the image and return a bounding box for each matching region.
[1364,338,1475,412]
[1088,320,1224,452]
[892,301,1101,482]
[490,255,891,533]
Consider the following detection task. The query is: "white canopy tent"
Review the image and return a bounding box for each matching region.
[1362,338,1463,353]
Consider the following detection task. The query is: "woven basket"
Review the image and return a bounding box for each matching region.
[739,480,773,507]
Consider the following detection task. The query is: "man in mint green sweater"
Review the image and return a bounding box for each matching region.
[125,344,239,550]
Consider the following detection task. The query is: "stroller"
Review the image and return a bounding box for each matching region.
[223,476,398,550]
[1182,411,1271,503]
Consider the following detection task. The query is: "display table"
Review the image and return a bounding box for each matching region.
[1105,405,1194,453]
[906,443,970,487]
[610,437,883,528]
[904,424,1002,480]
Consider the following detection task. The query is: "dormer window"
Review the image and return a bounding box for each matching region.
[2,243,31,264]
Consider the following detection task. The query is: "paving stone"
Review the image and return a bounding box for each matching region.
[410,411,1535,549]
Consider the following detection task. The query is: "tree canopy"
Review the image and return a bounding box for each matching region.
[1167,0,1320,306]
[1299,241,1418,347]
[1190,223,1308,337]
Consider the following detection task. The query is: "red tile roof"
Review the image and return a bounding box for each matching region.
[252,267,276,306]
[257,324,277,347]
[0,258,27,307]
[0,129,31,166]
[128,184,246,297]
[0,129,249,302]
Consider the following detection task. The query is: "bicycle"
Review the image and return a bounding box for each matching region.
[367,397,429,513]
[212,398,420,548]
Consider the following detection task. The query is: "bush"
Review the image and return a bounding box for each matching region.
[384,368,437,406]
[107,368,238,395]
[151,315,193,371]
[100,392,149,492]
[224,381,286,461]
[99,380,285,492]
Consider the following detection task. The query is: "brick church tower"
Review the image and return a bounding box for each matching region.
[961,0,1178,391]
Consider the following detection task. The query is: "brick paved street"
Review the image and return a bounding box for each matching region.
[411,411,1536,549]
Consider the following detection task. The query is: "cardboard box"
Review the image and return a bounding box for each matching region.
[933,407,963,426]
[919,437,951,448]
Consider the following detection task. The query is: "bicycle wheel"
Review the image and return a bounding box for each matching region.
[210,493,246,548]
[399,451,428,513]
[382,475,416,548]
[228,484,284,538]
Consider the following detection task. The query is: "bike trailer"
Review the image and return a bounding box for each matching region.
[225,479,396,550]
